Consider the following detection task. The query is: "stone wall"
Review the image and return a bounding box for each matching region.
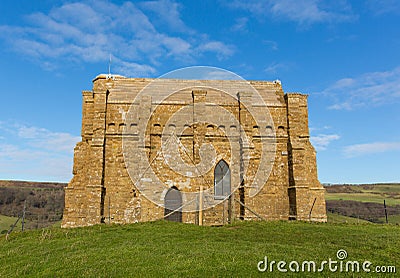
[62,75,326,228]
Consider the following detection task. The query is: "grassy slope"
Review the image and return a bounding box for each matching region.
[0,215,34,232]
[0,215,21,232]
[379,214,400,224]
[325,193,400,206]
[1,221,398,277]
[327,212,370,224]
[0,214,60,233]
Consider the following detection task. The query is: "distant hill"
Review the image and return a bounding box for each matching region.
[0,180,66,232]
[0,180,66,189]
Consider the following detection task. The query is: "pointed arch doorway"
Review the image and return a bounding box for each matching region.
[164,186,182,222]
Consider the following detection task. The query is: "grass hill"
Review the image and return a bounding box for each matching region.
[1,181,399,276]
[0,221,398,277]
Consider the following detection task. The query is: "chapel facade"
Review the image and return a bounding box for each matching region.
[62,74,326,228]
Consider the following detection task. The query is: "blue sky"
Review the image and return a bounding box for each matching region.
[0,0,399,183]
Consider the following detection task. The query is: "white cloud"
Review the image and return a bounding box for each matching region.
[17,126,80,153]
[0,123,80,182]
[0,0,234,75]
[0,148,73,182]
[231,17,249,32]
[227,0,356,26]
[309,125,331,133]
[139,0,194,33]
[322,67,400,110]
[343,142,400,158]
[197,41,235,60]
[310,134,340,151]
[160,35,192,57]
[264,62,290,75]
[367,0,400,15]
[114,60,157,78]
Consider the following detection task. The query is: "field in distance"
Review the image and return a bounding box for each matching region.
[325,183,400,205]
[324,183,400,224]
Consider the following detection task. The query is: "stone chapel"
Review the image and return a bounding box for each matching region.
[62,74,327,228]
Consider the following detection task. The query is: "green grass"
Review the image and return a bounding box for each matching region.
[327,212,370,224]
[379,214,400,224]
[0,221,398,277]
[0,214,57,233]
[325,192,400,205]
[0,215,28,233]
[359,184,400,194]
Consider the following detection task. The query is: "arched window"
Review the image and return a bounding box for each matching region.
[278,125,286,137]
[214,160,231,199]
[119,123,126,132]
[153,123,162,134]
[108,123,116,133]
